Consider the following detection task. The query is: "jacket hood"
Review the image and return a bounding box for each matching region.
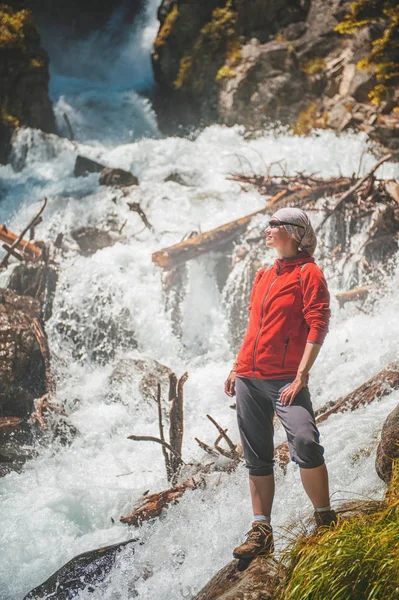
[273,250,315,275]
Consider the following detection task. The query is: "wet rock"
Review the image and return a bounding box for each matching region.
[24,538,139,600]
[193,555,282,600]
[55,301,137,365]
[99,167,139,187]
[109,357,173,410]
[74,155,105,177]
[0,289,45,419]
[8,262,58,321]
[338,62,376,103]
[368,112,399,152]
[70,226,117,256]
[219,39,308,127]
[164,171,193,186]
[376,403,399,483]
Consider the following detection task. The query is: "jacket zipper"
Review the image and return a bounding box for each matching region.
[282,336,289,368]
[252,276,278,376]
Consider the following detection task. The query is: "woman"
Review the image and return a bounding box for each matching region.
[224,207,337,560]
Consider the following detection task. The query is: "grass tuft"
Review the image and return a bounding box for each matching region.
[275,459,399,600]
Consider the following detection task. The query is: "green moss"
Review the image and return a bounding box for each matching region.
[174,54,193,89]
[30,56,43,68]
[215,64,237,82]
[154,4,179,49]
[292,103,322,135]
[0,4,37,51]
[335,1,399,104]
[276,460,399,600]
[0,106,19,127]
[173,0,241,91]
[301,57,327,75]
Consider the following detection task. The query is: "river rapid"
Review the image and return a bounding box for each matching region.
[1,2,399,599]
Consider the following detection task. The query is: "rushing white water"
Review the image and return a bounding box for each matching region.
[1,5,399,600]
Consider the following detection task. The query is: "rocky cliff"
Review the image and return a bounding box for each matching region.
[0,5,57,163]
[152,0,399,149]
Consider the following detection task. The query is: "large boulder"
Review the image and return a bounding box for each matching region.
[193,555,282,600]
[376,403,399,483]
[0,5,57,164]
[24,538,139,600]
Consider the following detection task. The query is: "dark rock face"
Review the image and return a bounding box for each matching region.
[0,289,45,419]
[0,5,57,165]
[11,0,145,40]
[376,403,399,483]
[24,538,139,600]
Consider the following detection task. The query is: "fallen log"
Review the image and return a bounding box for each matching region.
[335,285,376,308]
[0,225,43,265]
[152,181,351,270]
[120,479,197,525]
[0,197,46,269]
[275,360,399,470]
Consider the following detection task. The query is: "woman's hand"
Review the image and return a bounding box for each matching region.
[279,372,307,406]
[224,370,236,397]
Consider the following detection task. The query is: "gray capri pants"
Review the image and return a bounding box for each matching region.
[235,376,325,476]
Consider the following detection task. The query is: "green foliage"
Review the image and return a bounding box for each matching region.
[0,4,37,50]
[335,1,399,103]
[276,460,399,600]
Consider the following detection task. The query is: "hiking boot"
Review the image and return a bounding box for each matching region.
[314,509,338,529]
[233,521,274,559]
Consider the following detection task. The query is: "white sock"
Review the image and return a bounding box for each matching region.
[315,505,332,512]
[253,514,271,523]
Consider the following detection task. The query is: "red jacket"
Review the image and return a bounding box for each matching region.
[236,250,330,380]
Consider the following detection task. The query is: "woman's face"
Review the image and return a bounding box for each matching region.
[264,218,299,255]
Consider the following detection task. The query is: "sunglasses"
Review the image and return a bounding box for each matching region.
[266,221,306,229]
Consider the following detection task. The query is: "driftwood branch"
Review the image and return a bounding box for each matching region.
[316,153,397,232]
[169,372,188,479]
[154,382,171,480]
[128,370,189,484]
[120,479,197,525]
[127,434,185,462]
[0,197,47,268]
[32,317,56,395]
[335,285,376,308]
[127,202,153,230]
[206,414,240,458]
